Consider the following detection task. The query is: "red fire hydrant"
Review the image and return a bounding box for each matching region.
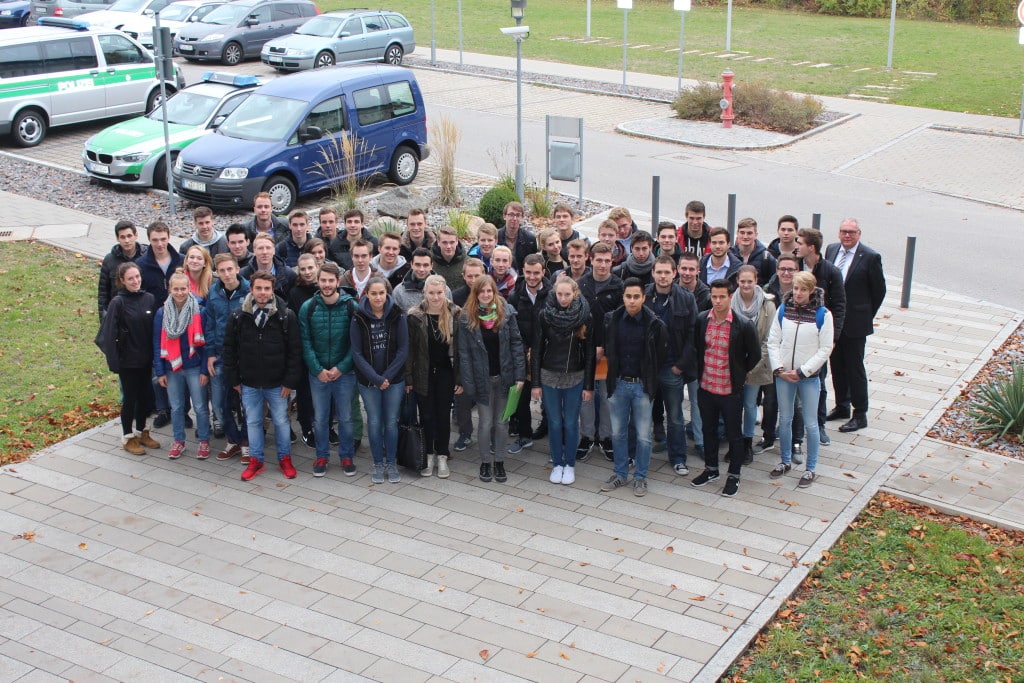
[721,69,735,129]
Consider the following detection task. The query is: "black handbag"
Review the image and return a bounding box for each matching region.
[396,393,427,471]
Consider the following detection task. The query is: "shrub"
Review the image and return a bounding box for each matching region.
[477,185,520,228]
[672,80,824,135]
[526,186,554,219]
[968,364,1024,445]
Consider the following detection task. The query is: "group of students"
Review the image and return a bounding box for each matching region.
[95,194,884,498]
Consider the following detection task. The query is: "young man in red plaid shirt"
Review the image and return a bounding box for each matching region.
[691,279,761,497]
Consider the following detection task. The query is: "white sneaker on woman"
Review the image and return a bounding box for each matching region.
[549,465,564,484]
[560,466,575,485]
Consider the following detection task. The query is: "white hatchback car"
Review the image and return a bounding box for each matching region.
[77,0,173,30]
[117,0,224,48]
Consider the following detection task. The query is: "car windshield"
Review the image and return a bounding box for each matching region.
[295,15,342,37]
[200,2,250,25]
[159,2,196,21]
[109,0,149,12]
[217,94,306,142]
[148,89,221,126]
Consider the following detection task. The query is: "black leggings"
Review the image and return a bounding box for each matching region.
[119,367,153,436]
[416,364,455,456]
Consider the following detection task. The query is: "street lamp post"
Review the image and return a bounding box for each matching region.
[618,0,631,91]
[508,0,527,201]
[430,0,437,65]
[675,0,691,92]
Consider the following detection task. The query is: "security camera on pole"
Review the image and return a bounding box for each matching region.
[502,0,528,202]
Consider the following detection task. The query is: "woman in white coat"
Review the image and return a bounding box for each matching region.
[766,271,834,488]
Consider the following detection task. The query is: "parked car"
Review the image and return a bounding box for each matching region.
[83,71,256,188]
[32,0,114,21]
[118,0,223,48]
[261,9,413,72]
[76,0,174,30]
[0,17,184,147]
[174,0,317,66]
[0,0,32,27]
[172,64,428,213]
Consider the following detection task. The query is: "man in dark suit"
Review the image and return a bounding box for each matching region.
[825,219,886,432]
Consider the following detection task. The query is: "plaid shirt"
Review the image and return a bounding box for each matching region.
[701,310,733,396]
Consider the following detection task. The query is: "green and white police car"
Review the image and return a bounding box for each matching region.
[82,71,257,188]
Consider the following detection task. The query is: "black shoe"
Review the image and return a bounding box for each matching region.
[479,463,492,482]
[353,439,362,452]
[532,422,548,440]
[212,421,225,439]
[691,469,720,487]
[754,437,775,454]
[290,427,298,444]
[743,437,754,465]
[576,437,592,463]
[601,438,614,461]
[493,461,507,483]
[301,429,315,448]
[153,410,170,428]
[183,414,194,429]
[653,423,666,443]
[329,427,339,446]
[826,406,851,421]
[838,416,868,432]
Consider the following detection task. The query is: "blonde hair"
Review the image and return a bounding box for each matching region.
[181,245,212,298]
[536,227,560,253]
[463,275,506,332]
[419,274,454,345]
[793,271,817,292]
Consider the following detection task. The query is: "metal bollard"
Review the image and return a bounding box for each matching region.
[651,176,660,233]
[901,235,917,309]
[726,193,736,242]
[812,213,821,230]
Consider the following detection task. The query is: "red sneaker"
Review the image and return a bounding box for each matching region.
[279,456,297,479]
[196,441,211,459]
[168,441,186,459]
[241,459,265,481]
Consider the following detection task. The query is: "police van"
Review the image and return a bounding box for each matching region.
[0,17,183,147]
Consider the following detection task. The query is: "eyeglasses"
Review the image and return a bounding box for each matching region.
[504,212,523,218]
[777,267,797,273]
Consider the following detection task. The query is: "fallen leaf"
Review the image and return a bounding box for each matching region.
[479,649,489,660]
[690,595,706,601]
[578,562,590,567]
[437,586,446,592]
[559,652,570,660]
[843,472,856,478]
[665,546,674,554]
[525,652,536,658]
[516,506,524,512]
[78,542,88,550]
[14,531,35,542]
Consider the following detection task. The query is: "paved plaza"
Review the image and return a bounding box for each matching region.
[1,49,1023,682]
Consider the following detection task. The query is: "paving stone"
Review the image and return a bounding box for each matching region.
[345,627,459,676]
[308,640,377,674]
[359,658,433,683]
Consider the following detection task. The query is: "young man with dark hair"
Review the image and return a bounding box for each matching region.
[99,219,147,321]
[691,278,761,497]
[432,225,466,290]
[225,223,253,270]
[562,239,591,280]
[654,221,683,265]
[613,230,655,287]
[553,203,586,258]
[330,209,379,270]
[276,210,312,267]
[731,217,776,284]
[394,248,450,311]
[206,253,250,462]
[371,232,409,289]
[767,214,799,258]
[137,220,183,429]
[240,233,296,300]
[677,200,712,255]
[339,239,380,299]
[599,278,668,497]
[497,201,537,270]
[796,227,847,446]
[181,205,228,258]
[507,253,551,450]
[245,192,289,243]
[676,250,711,455]
[468,222,498,272]
[400,208,436,260]
[700,227,743,285]
[314,205,339,245]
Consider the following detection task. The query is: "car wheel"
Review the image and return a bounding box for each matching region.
[262,175,296,214]
[387,145,418,185]
[153,153,175,190]
[384,44,404,66]
[221,41,243,66]
[147,86,173,113]
[314,51,335,69]
[12,108,46,148]
[20,14,29,26]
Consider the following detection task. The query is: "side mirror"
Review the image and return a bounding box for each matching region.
[211,114,226,128]
[338,31,350,38]
[298,125,323,142]
[245,15,258,25]
[143,8,154,15]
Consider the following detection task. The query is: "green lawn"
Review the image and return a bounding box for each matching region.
[0,242,119,465]
[358,0,1022,116]
[728,493,1024,682]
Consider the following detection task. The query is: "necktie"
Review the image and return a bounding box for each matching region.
[836,249,848,274]
[255,308,267,328]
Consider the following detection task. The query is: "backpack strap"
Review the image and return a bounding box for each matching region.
[777,304,785,325]
[816,306,826,330]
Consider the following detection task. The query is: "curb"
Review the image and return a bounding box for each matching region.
[616,112,860,151]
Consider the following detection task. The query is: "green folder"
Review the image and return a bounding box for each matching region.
[501,384,523,421]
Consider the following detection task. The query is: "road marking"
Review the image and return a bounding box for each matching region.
[833,123,932,172]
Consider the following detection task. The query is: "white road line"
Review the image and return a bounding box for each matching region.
[832,123,932,172]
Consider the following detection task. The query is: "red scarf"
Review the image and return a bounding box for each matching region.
[160,312,205,371]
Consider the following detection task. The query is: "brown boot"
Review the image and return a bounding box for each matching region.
[138,429,161,449]
[123,437,145,456]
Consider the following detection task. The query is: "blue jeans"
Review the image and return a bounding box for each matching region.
[214,360,247,444]
[579,379,611,440]
[608,380,653,480]
[241,385,291,462]
[686,379,703,448]
[742,383,761,439]
[658,367,687,465]
[541,380,584,467]
[776,375,821,471]
[164,367,210,443]
[310,372,356,461]
[358,381,405,465]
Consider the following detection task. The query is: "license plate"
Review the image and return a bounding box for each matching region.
[38,7,45,12]
[90,163,109,175]
[0,10,11,15]
[178,44,193,52]
[183,179,205,192]
[268,56,282,64]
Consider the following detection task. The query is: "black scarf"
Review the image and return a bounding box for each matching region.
[541,294,590,334]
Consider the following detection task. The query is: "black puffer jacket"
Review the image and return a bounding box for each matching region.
[507,276,551,352]
[97,288,156,373]
[531,299,595,391]
[223,294,302,390]
[98,244,147,320]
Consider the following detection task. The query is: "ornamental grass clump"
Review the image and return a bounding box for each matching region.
[968,364,1024,445]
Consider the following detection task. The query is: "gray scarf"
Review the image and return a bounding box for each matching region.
[162,293,200,339]
[732,285,765,325]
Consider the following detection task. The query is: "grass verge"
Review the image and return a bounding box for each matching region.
[727,492,1024,682]
[0,242,119,466]
[366,0,1022,116]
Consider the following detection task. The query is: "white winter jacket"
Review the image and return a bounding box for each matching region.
[766,289,834,378]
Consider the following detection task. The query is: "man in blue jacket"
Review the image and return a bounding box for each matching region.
[206,254,250,460]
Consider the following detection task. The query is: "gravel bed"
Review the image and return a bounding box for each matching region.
[928,321,1024,460]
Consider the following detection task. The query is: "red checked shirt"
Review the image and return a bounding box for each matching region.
[701,310,733,396]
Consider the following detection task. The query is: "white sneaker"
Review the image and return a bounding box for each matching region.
[560,466,575,485]
[549,465,564,483]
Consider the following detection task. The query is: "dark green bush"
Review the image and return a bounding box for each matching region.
[477,185,521,228]
[672,81,824,135]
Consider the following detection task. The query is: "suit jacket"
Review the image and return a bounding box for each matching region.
[825,242,885,338]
